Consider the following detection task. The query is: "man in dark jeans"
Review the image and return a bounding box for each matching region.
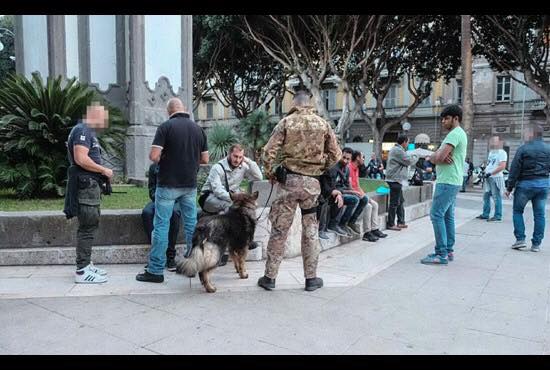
[317,169,345,239]
[326,147,367,237]
[506,123,550,252]
[385,135,419,231]
[142,163,181,271]
[65,103,114,284]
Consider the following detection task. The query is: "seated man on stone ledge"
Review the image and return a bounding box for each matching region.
[198,143,262,264]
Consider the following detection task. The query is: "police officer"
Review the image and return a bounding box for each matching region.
[64,103,113,284]
[257,90,341,292]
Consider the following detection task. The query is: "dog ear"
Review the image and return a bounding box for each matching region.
[252,191,259,200]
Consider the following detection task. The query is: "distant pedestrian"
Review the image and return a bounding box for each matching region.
[420,105,467,265]
[476,136,507,222]
[385,135,419,231]
[136,98,208,283]
[506,123,550,252]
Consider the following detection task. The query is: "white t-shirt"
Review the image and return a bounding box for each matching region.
[485,149,508,177]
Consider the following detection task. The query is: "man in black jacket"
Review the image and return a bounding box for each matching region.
[141,163,181,271]
[506,123,550,252]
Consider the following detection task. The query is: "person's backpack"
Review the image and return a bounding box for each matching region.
[409,168,424,186]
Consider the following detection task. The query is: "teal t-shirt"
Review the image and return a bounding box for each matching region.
[436,126,468,186]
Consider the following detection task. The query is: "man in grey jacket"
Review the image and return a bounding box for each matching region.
[200,144,263,214]
[385,135,419,231]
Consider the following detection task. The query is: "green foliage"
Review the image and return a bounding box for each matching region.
[206,123,239,162]
[0,15,15,82]
[236,110,276,161]
[0,73,127,198]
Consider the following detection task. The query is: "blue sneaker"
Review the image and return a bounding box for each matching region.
[447,252,454,261]
[531,244,541,252]
[420,253,448,265]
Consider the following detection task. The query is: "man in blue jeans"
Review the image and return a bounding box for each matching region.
[476,136,507,222]
[421,105,468,265]
[136,98,209,283]
[506,123,550,252]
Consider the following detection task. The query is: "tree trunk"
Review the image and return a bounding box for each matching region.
[461,15,475,158]
[335,91,355,143]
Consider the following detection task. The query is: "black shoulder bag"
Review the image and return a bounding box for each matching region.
[198,163,230,209]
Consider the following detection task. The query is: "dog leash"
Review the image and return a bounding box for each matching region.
[256,182,274,222]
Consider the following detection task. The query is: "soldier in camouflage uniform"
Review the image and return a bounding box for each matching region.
[257,90,341,292]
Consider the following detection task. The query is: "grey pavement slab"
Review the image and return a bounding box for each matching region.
[2,194,550,354]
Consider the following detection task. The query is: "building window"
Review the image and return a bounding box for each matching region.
[384,85,397,108]
[419,95,431,107]
[496,76,512,102]
[323,89,336,111]
[206,102,214,119]
[456,80,462,104]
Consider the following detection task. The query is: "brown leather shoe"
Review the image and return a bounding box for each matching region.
[387,225,401,231]
[397,224,408,229]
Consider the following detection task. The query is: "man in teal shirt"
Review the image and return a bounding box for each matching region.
[421,105,468,265]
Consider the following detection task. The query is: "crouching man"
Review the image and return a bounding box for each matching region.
[199,144,263,214]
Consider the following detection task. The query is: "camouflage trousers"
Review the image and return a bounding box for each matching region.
[76,177,101,269]
[265,174,321,279]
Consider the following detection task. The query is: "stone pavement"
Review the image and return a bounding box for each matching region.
[1,191,549,354]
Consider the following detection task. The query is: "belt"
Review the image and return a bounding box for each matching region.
[284,166,320,181]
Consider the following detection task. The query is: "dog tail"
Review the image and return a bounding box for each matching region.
[177,241,220,277]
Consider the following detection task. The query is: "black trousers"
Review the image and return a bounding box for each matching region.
[141,201,180,259]
[387,181,405,227]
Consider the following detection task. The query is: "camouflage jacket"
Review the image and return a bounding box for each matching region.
[262,106,341,177]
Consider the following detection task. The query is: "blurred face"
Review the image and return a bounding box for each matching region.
[489,137,501,150]
[340,151,352,166]
[371,153,376,160]
[85,105,109,130]
[229,148,244,167]
[400,139,409,149]
[441,115,458,131]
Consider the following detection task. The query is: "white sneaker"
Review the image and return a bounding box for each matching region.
[75,265,108,284]
[89,262,107,276]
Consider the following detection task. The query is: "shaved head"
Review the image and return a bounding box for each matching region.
[292,90,311,107]
[167,98,186,116]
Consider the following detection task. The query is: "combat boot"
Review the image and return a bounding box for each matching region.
[257,276,276,290]
[305,277,323,291]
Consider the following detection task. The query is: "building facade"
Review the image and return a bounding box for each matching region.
[195,57,549,167]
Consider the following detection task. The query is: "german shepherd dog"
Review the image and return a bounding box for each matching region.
[176,191,259,293]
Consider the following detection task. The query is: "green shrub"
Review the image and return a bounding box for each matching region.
[0,73,127,198]
[236,110,276,161]
[206,122,238,162]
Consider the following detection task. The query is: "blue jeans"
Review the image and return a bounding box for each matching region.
[349,194,368,224]
[430,183,460,258]
[147,187,197,275]
[513,187,548,246]
[482,177,503,220]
